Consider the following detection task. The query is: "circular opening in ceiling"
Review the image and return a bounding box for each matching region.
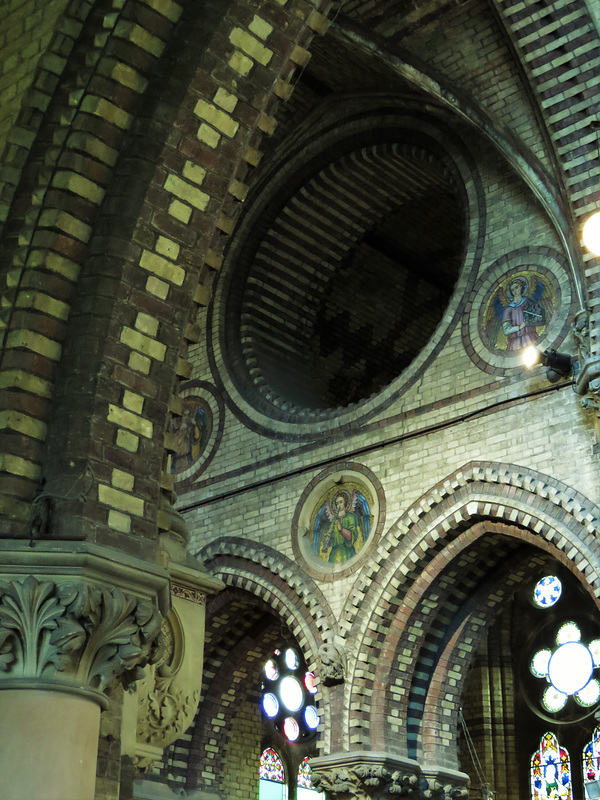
[222,129,468,421]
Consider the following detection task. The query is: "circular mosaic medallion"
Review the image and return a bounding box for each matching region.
[292,463,384,579]
[168,381,223,489]
[463,248,574,374]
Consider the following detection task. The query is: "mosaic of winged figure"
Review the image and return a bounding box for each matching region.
[485,274,552,352]
[312,488,371,564]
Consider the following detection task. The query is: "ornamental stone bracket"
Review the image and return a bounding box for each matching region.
[575,353,600,419]
[0,540,171,707]
[421,766,470,799]
[310,752,422,798]
[123,530,224,773]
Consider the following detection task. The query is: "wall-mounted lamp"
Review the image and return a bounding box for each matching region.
[522,346,574,383]
[582,121,600,255]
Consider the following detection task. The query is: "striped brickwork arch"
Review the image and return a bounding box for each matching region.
[0,0,332,544]
[177,542,336,791]
[337,463,600,764]
[490,0,600,351]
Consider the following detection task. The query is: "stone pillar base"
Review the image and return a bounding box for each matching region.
[0,689,101,800]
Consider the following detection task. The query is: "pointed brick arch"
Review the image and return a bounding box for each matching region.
[341,463,600,764]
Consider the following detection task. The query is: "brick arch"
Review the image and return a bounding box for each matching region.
[339,463,600,759]
[182,548,334,792]
[0,0,333,541]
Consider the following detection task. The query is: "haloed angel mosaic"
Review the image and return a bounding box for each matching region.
[309,483,373,565]
[481,270,556,354]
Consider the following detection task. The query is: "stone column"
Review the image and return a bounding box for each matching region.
[0,540,170,800]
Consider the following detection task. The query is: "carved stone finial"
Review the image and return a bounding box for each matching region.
[0,576,161,702]
[319,641,346,685]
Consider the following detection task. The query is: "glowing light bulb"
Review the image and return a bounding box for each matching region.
[583,211,600,255]
[523,345,541,368]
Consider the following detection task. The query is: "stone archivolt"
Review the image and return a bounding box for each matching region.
[0,576,161,700]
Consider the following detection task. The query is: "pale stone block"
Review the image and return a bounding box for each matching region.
[121,327,166,362]
[248,15,273,41]
[128,351,151,374]
[98,483,144,516]
[197,123,221,148]
[140,249,185,285]
[164,174,209,211]
[114,21,165,57]
[135,312,159,337]
[140,0,183,22]
[111,467,135,492]
[108,61,148,93]
[229,28,273,66]
[116,428,139,452]
[156,235,180,259]
[168,199,192,223]
[52,170,105,204]
[80,96,131,129]
[228,50,254,76]
[108,404,154,438]
[146,276,170,299]
[182,161,206,186]
[39,209,92,243]
[0,410,47,440]
[0,453,40,480]
[0,370,52,398]
[193,99,239,138]
[213,87,237,112]
[6,329,61,360]
[15,290,69,320]
[108,509,131,533]
[123,390,144,415]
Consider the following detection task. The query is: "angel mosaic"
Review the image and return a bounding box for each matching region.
[170,397,211,475]
[483,272,554,353]
[310,485,372,565]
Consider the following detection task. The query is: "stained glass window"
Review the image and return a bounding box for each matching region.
[583,728,600,786]
[260,647,319,742]
[530,732,572,800]
[297,757,325,800]
[533,576,562,608]
[259,749,287,800]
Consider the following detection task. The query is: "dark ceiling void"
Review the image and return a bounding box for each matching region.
[229,137,466,416]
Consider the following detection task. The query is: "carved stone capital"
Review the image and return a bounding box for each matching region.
[0,541,170,706]
[0,576,161,705]
[311,752,421,799]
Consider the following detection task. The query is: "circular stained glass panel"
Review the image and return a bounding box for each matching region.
[283,717,300,741]
[557,621,581,645]
[531,649,552,678]
[285,648,299,670]
[304,672,317,694]
[304,706,319,729]
[543,686,568,713]
[548,642,593,695]
[280,676,304,712]
[533,575,562,608]
[263,693,279,717]
[576,679,600,707]
[264,660,279,681]
[590,640,600,668]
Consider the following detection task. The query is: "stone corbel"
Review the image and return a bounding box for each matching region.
[421,766,470,799]
[123,522,224,772]
[310,752,421,799]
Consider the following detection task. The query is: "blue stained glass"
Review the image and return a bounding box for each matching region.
[530,732,572,800]
[533,576,562,608]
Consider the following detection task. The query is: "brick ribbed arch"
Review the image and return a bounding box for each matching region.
[182,549,335,791]
[340,463,600,762]
[0,0,332,543]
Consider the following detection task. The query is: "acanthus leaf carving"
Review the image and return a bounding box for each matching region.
[137,673,200,746]
[0,577,161,695]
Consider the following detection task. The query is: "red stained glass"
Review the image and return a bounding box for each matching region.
[260,748,285,783]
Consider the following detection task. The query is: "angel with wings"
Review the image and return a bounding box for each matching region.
[312,488,370,564]
[486,274,551,352]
